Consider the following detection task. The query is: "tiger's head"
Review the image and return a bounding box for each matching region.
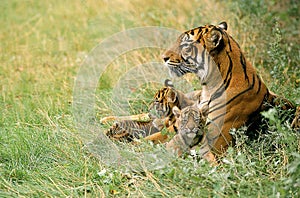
[162,22,228,78]
[172,105,209,147]
[149,86,179,119]
[149,84,196,120]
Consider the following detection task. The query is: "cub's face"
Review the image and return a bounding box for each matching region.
[149,87,178,119]
[172,105,208,147]
[162,22,228,78]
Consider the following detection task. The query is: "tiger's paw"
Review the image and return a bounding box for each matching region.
[166,134,217,166]
[105,121,131,141]
[165,133,188,156]
[105,118,170,143]
[202,151,218,166]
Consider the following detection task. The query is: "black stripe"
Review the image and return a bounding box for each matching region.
[217,63,221,70]
[207,53,211,66]
[201,48,205,61]
[226,34,232,52]
[208,99,226,114]
[186,33,190,40]
[173,125,178,133]
[208,112,227,123]
[190,135,203,148]
[197,36,202,43]
[191,45,198,63]
[223,51,233,90]
[225,74,256,105]
[195,28,203,43]
[209,51,233,102]
[256,74,262,94]
[190,29,194,35]
[209,74,256,114]
[236,40,241,51]
[210,86,225,101]
[180,43,189,48]
[240,53,249,83]
[197,49,206,70]
[208,101,225,113]
[224,73,232,90]
[208,102,225,115]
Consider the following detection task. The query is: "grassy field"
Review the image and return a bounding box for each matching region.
[1,0,299,197]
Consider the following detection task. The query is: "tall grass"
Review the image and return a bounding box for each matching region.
[1,0,299,197]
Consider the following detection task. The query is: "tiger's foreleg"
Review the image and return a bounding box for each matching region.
[166,132,217,165]
[144,132,169,144]
[106,117,176,143]
[100,113,151,124]
[144,124,176,144]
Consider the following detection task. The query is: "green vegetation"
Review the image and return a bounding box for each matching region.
[1,0,299,197]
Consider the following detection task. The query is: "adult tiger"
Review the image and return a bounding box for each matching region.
[162,21,295,161]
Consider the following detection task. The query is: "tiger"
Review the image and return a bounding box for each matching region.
[105,119,164,142]
[165,104,218,164]
[161,21,296,160]
[105,81,200,143]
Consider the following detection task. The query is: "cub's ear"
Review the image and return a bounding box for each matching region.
[218,21,228,31]
[172,106,181,118]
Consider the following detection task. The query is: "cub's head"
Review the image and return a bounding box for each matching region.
[149,87,179,119]
[162,22,228,78]
[172,105,209,147]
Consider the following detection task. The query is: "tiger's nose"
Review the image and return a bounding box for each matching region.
[162,54,170,62]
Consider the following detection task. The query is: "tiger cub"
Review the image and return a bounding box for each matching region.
[105,83,199,143]
[165,104,217,164]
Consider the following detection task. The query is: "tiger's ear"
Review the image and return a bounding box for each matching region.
[206,30,222,49]
[218,21,228,31]
[172,106,181,118]
[164,79,174,87]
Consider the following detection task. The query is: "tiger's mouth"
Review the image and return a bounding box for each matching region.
[190,132,204,148]
[164,61,198,77]
[179,129,204,148]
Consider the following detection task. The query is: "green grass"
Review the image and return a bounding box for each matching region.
[1,0,299,197]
